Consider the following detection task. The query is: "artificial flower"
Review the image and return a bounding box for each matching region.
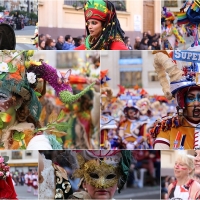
[27,72,36,84]
[0,157,4,163]
[0,62,8,74]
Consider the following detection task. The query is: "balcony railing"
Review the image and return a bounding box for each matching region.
[64,0,126,11]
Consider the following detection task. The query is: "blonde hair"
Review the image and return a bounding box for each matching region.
[176,153,195,176]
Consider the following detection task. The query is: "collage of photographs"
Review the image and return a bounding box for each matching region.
[0,0,200,199]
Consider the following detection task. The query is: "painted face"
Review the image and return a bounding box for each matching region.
[165,20,171,25]
[87,19,103,39]
[185,90,200,122]
[84,182,117,199]
[0,89,15,112]
[174,160,190,178]
[194,150,200,175]
[127,108,138,120]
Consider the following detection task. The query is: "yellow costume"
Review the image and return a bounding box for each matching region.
[154,117,198,150]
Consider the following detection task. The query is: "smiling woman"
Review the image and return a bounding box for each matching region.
[75,0,128,50]
[168,153,200,199]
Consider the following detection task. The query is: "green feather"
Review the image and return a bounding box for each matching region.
[59,82,95,104]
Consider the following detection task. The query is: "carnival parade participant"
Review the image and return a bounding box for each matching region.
[39,150,131,199]
[168,153,200,199]
[0,50,95,150]
[75,0,128,50]
[161,10,185,50]
[118,99,149,149]
[39,152,73,199]
[151,51,200,149]
[69,150,131,199]
[32,172,38,196]
[25,171,33,193]
[0,156,17,199]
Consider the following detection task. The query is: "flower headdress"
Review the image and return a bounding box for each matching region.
[0,50,95,124]
[0,156,9,180]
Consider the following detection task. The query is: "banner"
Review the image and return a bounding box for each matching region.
[173,50,200,63]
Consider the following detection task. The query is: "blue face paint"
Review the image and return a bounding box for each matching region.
[185,93,200,104]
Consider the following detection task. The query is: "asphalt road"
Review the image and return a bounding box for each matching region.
[15,185,38,200]
[15,26,37,50]
[113,186,160,200]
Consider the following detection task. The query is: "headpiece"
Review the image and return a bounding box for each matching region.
[164,11,175,21]
[73,150,131,193]
[153,50,200,108]
[0,50,95,123]
[84,0,125,50]
[84,0,108,22]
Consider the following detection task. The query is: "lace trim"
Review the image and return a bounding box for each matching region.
[39,154,55,199]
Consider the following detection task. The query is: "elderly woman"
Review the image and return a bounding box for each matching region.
[75,0,127,50]
[168,153,200,199]
[39,150,131,199]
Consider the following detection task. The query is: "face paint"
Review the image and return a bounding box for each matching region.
[185,93,200,105]
[0,89,15,112]
[174,163,188,170]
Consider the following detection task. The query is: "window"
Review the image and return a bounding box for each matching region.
[120,71,142,88]
[56,51,79,68]
[64,0,126,11]
[164,0,178,7]
[26,151,32,156]
[148,71,159,82]
[12,151,22,159]
[120,51,141,59]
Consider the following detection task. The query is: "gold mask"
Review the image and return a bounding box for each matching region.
[73,154,121,189]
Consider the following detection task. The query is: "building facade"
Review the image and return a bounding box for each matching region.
[38,0,161,42]
[101,51,163,96]
[3,0,37,14]
[0,150,38,172]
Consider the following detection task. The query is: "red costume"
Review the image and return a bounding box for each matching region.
[0,175,17,199]
[75,41,128,50]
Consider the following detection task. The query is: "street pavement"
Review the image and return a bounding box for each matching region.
[15,185,38,200]
[177,35,195,50]
[15,26,37,50]
[113,186,160,199]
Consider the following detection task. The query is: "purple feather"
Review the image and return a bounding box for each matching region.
[28,62,73,95]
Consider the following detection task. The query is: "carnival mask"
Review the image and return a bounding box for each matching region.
[74,154,121,189]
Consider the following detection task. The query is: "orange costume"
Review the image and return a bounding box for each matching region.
[153,117,199,150]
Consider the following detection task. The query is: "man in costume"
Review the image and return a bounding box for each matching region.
[118,99,149,149]
[75,0,128,50]
[151,51,200,149]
